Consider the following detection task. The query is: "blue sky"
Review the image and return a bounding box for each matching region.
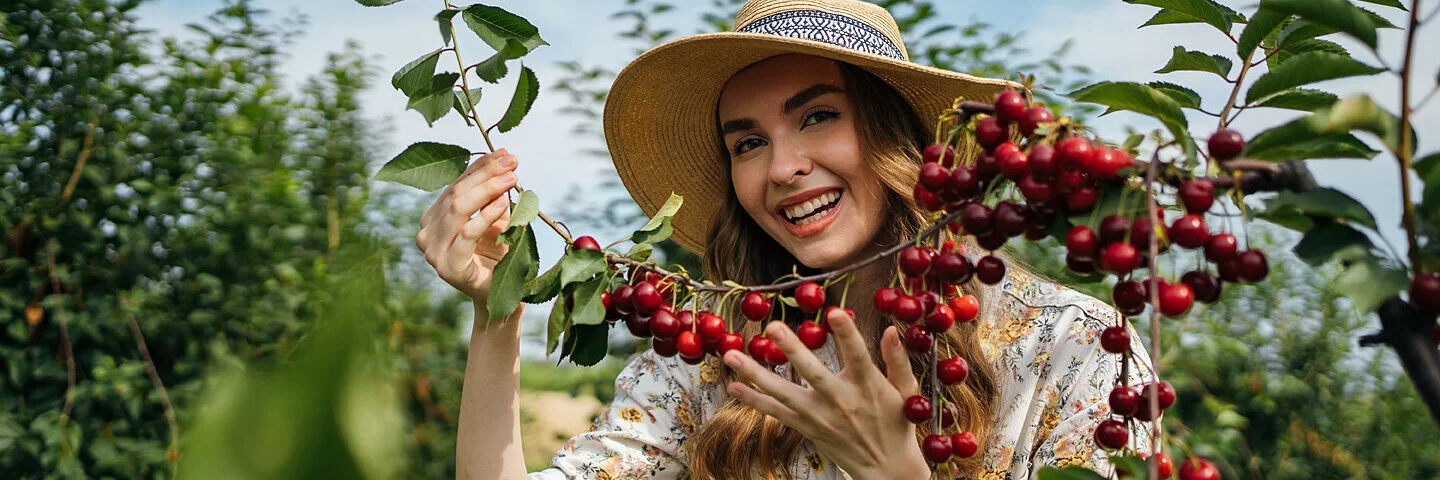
[132,0,1439,355]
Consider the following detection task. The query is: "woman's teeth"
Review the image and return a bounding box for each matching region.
[783,190,841,225]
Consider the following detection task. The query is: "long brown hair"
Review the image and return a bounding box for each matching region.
[687,60,1000,479]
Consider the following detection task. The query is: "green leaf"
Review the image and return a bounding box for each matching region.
[356,0,406,5]
[487,226,538,323]
[505,190,540,230]
[1140,4,1244,27]
[1246,53,1382,103]
[1419,153,1440,212]
[1124,0,1235,34]
[1261,0,1382,48]
[1238,8,1286,59]
[390,49,443,96]
[474,39,528,83]
[1067,185,1149,228]
[625,243,653,262]
[566,324,609,366]
[1414,152,1440,179]
[1244,117,1380,161]
[496,66,539,133]
[1307,94,1414,155]
[558,249,607,288]
[1147,81,1202,110]
[570,277,609,326]
[1334,254,1410,313]
[461,4,548,54]
[1252,88,1339,112]
[545,292,570,355]
[1067,81,1193,159]
[1356,0,1406,9]
[1036,466,1108,480]
[406,73,460,127]
[373,142,471,191]
[1108,456,1151,479]
[436,9,460,46]
[452,87,482,124]
[524,263,563,304]
[1268,39,1349,70]
[1294,222,1375,266]
[638,193,684,234]
[1154,46,1233,78]
[1261,187,1377,229]
[632,217,673,245]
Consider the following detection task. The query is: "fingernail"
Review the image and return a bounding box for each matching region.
[723,352,741,367]
[499,155,517,168]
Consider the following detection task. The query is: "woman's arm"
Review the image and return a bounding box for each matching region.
[456,301,528,480]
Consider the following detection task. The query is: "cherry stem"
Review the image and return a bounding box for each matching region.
[1144,148,1163,479]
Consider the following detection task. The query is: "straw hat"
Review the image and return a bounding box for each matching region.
[604,0,1015,254]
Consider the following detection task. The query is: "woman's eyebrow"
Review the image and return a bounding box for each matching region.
[781,83,844,115]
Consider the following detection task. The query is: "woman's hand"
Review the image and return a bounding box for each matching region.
[415,149,520,305]
[721,309,933,480]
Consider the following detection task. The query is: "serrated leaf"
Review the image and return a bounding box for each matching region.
[506,190,539,230]
[1036,466,1108,480]
[1141,6,1244,27]
[1414,152,1440,179]
[1268,39,1349,70]
[373,142,471,191]
[1308,94,1414,155]
[524,263,563,304]
[626,243,653,262]
[1261,0,1382,48]
[1252,88,1338,112]
[1357,0,1406,8]
[436,9,460,45]
[1147,81,1202,110]
[570,277,609,326]
[632,217,673,245]
[356,0,406,6]
[1154,46,1232,78]
[1124,0,1235,34]
[1294,222,1375,267]
[1067,81,1194,160]
[1245,53,1382,103]
[497,66,538,133]
[474,39,528,83]
[1334,254,1409,313]
[390,48,443,96]
[545,292,570,354]
[1244,117,1379,161]
[1238,8,1286,59]
[462,4,547,54]
[559,249,607,287]
[406,73,460,127]
[487,226,538,323]
[567,324,609,366]
[1262,187,1377,229]
[452,87,482,124]
[638,193,684,233]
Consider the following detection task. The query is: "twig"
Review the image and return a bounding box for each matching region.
[60,110,101,202]
[121,298,180,479]
[45,245,77,451]
[1144,147,1163,479]
[1218,51,1256,128]
[1397,0,1424,272]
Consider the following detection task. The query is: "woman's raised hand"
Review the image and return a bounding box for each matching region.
[415,149,520,304]
[721,310,933,480]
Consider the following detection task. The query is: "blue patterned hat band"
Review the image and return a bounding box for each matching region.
[736,9,907,61]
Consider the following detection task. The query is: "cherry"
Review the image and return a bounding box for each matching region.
[948,166,981,199]
[919,162,950,191]
[1109,386,1140,417]
[975,151,1002,181]
[795,282,825,313]
[1018,174,1054,204]
[976,231,1008,251]
[1207,129,1245,161]
[1099,215,1131,246]
[893,295,925,323]
[649,309,681,340]
[997,143,1030,180]
[676,310,695,331]
[1066,186,1100,212]
[1025,225,1050,241]
[1066,226,1099,260]
[938,356,969,385]
[1101,326,1131,354]
[924,304,956,332]
[898,246,932,278]
[613,285,636,314]
[764,340,789,366]
[1052,169,1087,194]
[1055,137,1095,171]
[1101,243,1141,274]
[976,255,1007,285]
[1203,233,1239,263]
[1129,215,1161,253]
[1181,270,1222,304]
[994,202,1029,237]
[961,202,994,236]
[1168,214,1208,249]
[923,143,957,167]
[1178,458,1219,480]
[653,336,678,357]
[633,281,663,314]
[993,90,1026,125]
[625,312,651,338]
[572,235,601,251]
[916,290,940,314]
[903,394,932,423]
[950,294,980,322]
[1066,255,1097,274]
[1094,419,1129,450]
[874,287,901,314]
[746,335,772,362]
[1019,106,1054,137]
[697,312,725,344]
[951,431,979,458]
[742,292,773,321]
[1088,147,1131,181]
[1179,180,1215,213]
[940,403,959,427]
[1028,143,1056,179]
[1158,282,1195,317]
[922,435,952,463]
[1234,250,1269,283]
[1409,273,1440,312]
[1155,453,1175,479]
[942,239,964,255]
[1144,381,1177,410]
[1217,257,1241,283]
[913,184,944,212]
[1113,280,1148,316]
[933,252,974,284]
[974,117,1009,151]
[796,320,827,350]
[904,324,934,351]
[677,330,705,363]
[717,332,744,356]
[602,292,621,322]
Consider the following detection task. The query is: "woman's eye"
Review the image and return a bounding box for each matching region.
[733,138,765,155]
[803,110,839,127]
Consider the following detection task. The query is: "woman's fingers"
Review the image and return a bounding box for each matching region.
[827,308,879,382]
[421,149,505,229]
[723,350,810,412]
[764,321,837,394]
[881,326,920,397]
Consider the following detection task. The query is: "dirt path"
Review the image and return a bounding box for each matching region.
[519,390,606,472]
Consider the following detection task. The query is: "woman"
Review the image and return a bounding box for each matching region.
[417,0,1155,478]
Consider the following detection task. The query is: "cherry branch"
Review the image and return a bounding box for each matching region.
[1143,146,1163,479]
[1397,0,1423,272]
[121,297,180,478]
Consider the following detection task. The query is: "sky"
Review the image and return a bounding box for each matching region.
[131,0,1440,357]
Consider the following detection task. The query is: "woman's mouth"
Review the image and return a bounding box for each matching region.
[778,189,843,238]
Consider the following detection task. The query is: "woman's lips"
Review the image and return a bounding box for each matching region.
[780,191,842,239]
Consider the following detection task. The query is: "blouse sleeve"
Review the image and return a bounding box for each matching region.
[1025,296,1158,478]
[527,349,701,480]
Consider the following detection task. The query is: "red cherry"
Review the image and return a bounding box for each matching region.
[573,235,601,251]
[1179,180,1215,213]
[717,332,744,356]
[874,287,901,314]
[1204,233,1239,263]
[1028,144,1056,179]
[1178,457,1220,480]
[923,143,958,167]
[951,432,979,458]
[1234,250,1269,283]
[899,246,932,278]
[741,292,772,321]
[1066,226,1099,260]
[997,144,1030,180]
[1098,215,1131,246]
[1088,147,1130,181]
[950,294,980,322]
[1018,175,1053,204]
[653,336,678,357]
[747,335,773,362]
[940,403,959,427]
[633,281,662,314]
[922,435,952,463]
[924,304,956,333]
[613,285,636,314]
[794,282,825,313]
[974,117,1009,152]
[1217,257,1241,283]
[625,312,651,337]
[933,253,974,284]
[903,395,933,423]
[676,310,695,331]
[1207,129,1245,161]
[961,202,994,236]
[904,324,934,351]
[919,162,950,191]
[1158,282,1194,317]
[1101,243,1141,274]
[1412,274,1440,312]
[1094,419,1129,450]
[975,151,1001,181]
[1112,280,1148,316]
[1019,106,1054,137]
[796,320,827,350]
[976,231,1008,251]
[1101,326,1131,354]
[948,166,981,199]
[1109,386,1140,417]
[1168,214,1208,249]
[994,202,1030,238]
[1144,381,1177,410]
[1066,186,1100,212]
[1155,452,1176,478]
[976,255,1006,285]
[1129,215,1162,252]
[893,295,925,323]
[1055,137,1095,171]
[942,239,963,255]
[993,90,1026,126]
[913,184,944,212]
[1052,169,1087,194]
[1066,255,1097,274]
[1181,270,1222,304]
[697,312,725,344]
[938,356,970,385]
[677,331,705,363]
[764,340,788,366]
[649,309,681,340]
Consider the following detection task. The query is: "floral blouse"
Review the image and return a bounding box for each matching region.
[526,269,1157,480]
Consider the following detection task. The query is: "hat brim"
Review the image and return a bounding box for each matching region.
[604,32,1015,255]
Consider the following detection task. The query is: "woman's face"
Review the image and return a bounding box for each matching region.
[717,54,890,270]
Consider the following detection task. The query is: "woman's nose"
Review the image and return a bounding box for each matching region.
[768,138,814,186]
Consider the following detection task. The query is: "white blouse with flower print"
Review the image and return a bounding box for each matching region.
[525,270,1158,480]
